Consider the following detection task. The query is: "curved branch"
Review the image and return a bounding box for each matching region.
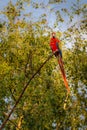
[0,53,53,130]
[3,112,19,129]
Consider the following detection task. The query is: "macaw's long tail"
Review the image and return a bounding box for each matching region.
[58,58,70,94]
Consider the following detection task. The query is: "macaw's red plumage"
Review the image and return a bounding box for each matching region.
[50,32,70,94]
[50,37,60,52]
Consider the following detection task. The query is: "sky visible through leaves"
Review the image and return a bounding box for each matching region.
[0,0,87,129]
[0,0,87,32]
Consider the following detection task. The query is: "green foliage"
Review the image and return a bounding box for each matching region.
[0,0,87,130]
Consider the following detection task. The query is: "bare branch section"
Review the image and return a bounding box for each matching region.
[3,112,19,129]
[0,53,53,130]
[24,50,33,77]
[16,116,23,130]
[9,87,16,102]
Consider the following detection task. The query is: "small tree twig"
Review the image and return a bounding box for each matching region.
[9,87,16,102]
[3,112,19,129]
[0,53,53,130]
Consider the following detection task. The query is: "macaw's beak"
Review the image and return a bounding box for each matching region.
[53,36,55,38]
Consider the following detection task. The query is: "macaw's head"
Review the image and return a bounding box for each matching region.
[52,32,56,38]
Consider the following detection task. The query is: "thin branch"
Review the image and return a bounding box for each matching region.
[24,53,30,76]
[17,116,23,130]
[0,53,53,130]
[24,51,34,77]
[3,112,20,130]
[8,87,16,102]
[8,120,19,130]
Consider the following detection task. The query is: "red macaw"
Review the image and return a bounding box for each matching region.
[50,32,70,94]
